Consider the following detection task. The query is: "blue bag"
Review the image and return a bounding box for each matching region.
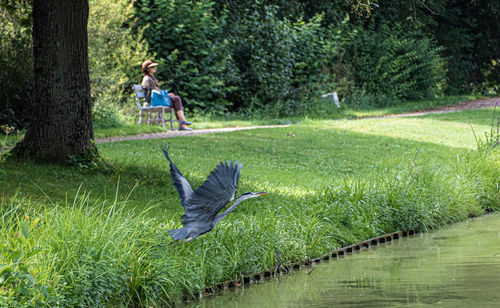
[151,89,171,107]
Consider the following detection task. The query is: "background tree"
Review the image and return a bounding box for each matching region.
[13,0,95,163]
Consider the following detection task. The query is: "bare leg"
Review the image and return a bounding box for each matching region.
[176,110,191,130]
[176,109,187,122]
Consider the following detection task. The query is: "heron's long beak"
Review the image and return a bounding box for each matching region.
[257,192,268,195]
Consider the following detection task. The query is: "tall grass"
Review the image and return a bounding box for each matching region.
[1,145,498,306]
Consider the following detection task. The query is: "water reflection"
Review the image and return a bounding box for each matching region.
[188,214,500,308]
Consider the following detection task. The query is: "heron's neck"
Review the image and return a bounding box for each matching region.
[214,195,247,225]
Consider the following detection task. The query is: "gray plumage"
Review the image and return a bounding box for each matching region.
[162,147,267,243]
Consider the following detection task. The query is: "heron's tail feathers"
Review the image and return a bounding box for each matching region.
[168,227,189,240]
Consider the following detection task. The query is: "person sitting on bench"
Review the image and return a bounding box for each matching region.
[141,60,193,131]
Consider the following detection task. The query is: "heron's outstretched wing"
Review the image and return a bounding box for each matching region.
[186,160,243,216]
[161,146,193,209]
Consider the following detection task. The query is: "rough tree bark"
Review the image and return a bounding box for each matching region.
[14,0,95,163]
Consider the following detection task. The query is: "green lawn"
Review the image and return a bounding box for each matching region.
[1,108,492,212]
[346,94,483,117]
[419,106,499,126]
[91,94,482,139]
[0,108,495,216]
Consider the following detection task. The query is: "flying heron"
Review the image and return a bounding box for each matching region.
[162,147,267,243]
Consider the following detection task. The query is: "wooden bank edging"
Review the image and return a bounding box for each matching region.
[185,229,420,301]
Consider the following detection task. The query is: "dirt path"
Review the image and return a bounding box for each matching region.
[363,96,499,119]
[96,97,498,144]
[95,125,291,144]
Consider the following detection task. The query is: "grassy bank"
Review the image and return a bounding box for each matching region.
[1,107,499,306]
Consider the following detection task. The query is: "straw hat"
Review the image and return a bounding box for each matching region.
[141,60,158,72]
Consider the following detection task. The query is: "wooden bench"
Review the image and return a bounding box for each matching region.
[132,84,175,130]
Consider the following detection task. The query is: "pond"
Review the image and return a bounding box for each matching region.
[188,214,500,307]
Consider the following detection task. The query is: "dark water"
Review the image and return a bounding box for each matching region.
[189,214,500,308]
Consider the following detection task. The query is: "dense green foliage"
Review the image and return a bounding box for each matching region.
[343,21,446,107]
[0,0,33,129]
[365,0,500,94]
[223,10,340,115]
[432,1,500,93]
[133,0,232,114]
[133,1,341,115]
[1,0,498,127]
[132,0,498,113]
[88,0,152,128]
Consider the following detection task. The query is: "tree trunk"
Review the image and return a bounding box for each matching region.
[14,0,95,163]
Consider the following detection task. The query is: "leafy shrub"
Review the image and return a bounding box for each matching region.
[343,22,447,107]
[0,1,33,130]
[88,0,152,127]
[0,216,59,306]
[134,0,347,116]
[430,1,500,94]
[91,97,123,129]
[134,0,233,114]
[225,9,342,114]
[223,4,295,111]
[289,15,340,96]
